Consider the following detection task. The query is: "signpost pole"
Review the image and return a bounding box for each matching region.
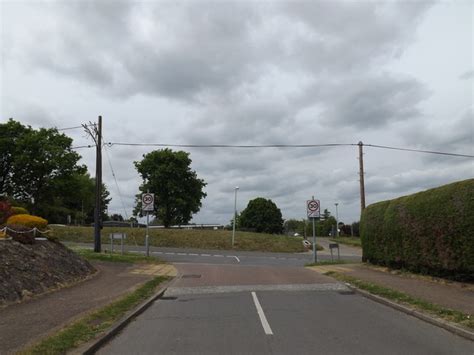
[146,211,150,257]
[312,196,317,263]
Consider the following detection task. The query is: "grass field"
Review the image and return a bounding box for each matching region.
[51,226,311,253]
[330,237,362,248]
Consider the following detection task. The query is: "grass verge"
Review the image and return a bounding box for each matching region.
[52,226,306,253]
[326,271,473,330]
[305,260,354,267]
[330,237,362,248]
[21,275,169,355]
[74,248,164,264]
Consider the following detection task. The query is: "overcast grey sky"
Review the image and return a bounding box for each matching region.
[1,0,473,225]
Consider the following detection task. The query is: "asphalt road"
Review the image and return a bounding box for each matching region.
[97,261,473,355]
[66,241,361,266]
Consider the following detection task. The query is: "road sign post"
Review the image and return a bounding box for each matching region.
[142,193,154,257]
[307,197,320,263]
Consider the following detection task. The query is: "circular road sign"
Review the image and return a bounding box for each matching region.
[308,200,319,211]
[142,193,154,205]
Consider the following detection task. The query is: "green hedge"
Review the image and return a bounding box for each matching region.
[361,179,474,280]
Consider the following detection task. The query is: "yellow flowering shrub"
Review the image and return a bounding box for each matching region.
[6,214,48,230]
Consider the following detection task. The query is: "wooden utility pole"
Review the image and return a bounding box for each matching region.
[83,116,102,252]
[94,116,102,252]
[358,141,366,214]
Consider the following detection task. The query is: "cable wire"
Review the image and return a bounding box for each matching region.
[106,142,356,148]
[364,144,474,158]
[103,137,129,220]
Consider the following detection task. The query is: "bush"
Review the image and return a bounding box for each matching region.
[11,206,29,215]
[0,200,12,225]
[360,179,474,280]
[7,214,48,230]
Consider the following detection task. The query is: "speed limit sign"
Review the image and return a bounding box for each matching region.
[142,193,154,212]
[307,199,320,219]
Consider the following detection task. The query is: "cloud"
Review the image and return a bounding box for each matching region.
[3,0,471,225]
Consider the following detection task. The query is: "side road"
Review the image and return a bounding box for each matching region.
[0,261,176,354]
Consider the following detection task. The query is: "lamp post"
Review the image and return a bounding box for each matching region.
[232,186,239,247]
[335,203,339,237]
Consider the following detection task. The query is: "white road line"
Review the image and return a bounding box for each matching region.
[189,253,198,256]
[165,252,175,255]
[213,254,224,257]
[152,251,163,254]
[177,253,187,255]
[201,254,211,257]
[233,256,240,263]
[251,292,273,335]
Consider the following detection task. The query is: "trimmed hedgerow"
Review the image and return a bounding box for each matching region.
[361,179,474,281]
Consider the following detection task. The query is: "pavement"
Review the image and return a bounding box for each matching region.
[309,263,474,315]
[0,261,176,354]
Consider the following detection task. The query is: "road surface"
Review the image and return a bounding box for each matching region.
[98,258,473,354]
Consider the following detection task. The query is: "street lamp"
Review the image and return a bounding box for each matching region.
[232,186,239,247]
[335,203,339,237]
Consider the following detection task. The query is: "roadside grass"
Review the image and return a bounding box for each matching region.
[330,237,362,248]
[74,248,165,264]
[305,260,355,267]
[20,275,169,355]
[326,271,474,330]
[51,226,306,253]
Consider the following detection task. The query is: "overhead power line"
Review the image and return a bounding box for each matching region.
[106,142,356,148]
[103,137,129,220]
[364,144,474,158]
[101,141,473,158]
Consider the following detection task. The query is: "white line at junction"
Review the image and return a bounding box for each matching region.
[251,292,273,335]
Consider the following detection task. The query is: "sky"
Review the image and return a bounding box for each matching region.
[1,0,473,225]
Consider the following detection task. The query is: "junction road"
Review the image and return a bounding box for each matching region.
[98,260,473,355]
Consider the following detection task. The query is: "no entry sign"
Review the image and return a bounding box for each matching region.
[142,193,155,212]
[307,199,320,219]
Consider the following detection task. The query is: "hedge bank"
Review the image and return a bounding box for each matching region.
[360,179,474,280]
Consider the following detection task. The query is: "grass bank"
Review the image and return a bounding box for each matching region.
[73,248,165,264]
[52,226,307,253]
[330,237,362,248]
[326,271,473,330]
[21,275,169,355]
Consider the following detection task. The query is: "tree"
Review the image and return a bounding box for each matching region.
[239,197,283,234]
[110,213,124,221]
[0,119,111,223]
[134,149,207,227]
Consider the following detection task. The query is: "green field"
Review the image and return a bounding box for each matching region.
[51,226,309,253]
[330,237,362,248]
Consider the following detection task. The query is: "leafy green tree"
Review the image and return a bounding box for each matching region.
[239,197,283,234]
[134,149,207,227]
[0,119,111,223]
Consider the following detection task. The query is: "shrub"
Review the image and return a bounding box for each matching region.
[0,200,12,225]
[361,179,474,280]
[7,214,48,230]
[11,206,29,215]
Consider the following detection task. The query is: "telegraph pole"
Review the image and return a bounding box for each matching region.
[94,116,102,252]
[84,117,103,253]
[358,141,366,214]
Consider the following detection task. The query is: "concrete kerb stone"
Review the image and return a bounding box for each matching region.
[344,283,474,342]
[78,278,176,355]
